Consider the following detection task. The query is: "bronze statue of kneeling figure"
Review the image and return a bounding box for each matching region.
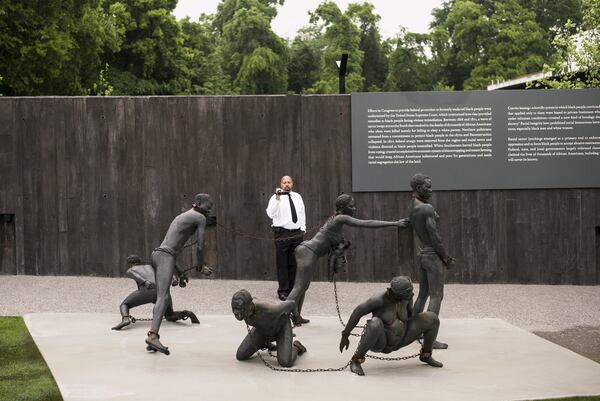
[232,289,306,368]
[339,276,443,376]
[112,254,200,331]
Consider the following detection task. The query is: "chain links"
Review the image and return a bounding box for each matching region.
[332,278,363,337]
[332,275,420,362]
[128,315,190,323]
[215,215,334,242]
[366,353,419,361]
[246,323,353,372]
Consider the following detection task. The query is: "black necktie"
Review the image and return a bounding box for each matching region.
[283,193,298,223]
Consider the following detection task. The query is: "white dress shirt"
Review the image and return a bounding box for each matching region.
[266,190,306,231]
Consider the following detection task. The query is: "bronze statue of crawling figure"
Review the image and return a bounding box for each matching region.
[232,289,306,368]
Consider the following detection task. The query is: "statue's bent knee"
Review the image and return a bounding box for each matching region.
[423,311,439,322]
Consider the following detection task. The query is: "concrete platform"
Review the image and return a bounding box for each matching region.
[25,314,600,401]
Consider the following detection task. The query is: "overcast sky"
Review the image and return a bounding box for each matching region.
[173,0,445,40]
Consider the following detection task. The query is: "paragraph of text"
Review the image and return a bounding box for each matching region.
[366,107,492,165]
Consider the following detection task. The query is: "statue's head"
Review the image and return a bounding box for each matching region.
[126,254,142,265]
[410,173,432,201]
[231,289,254,321]
[389,276,414,301]
[335,194,356,216]
[193,193,213,217]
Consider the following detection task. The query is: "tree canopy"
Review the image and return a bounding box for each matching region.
[0,0,596,95]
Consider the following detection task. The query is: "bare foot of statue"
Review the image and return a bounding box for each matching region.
[165,310,200,324]
[112,316,132,330]
[181,310,200,324]
[145,331,170,355]
[350,355,365,376]
[420,350,443,367]
[293,315,310,326]
[293,340,307,356]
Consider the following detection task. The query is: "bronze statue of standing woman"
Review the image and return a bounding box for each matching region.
[286,194,409,324]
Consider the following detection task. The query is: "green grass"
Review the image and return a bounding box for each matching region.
[0,316,63,401]
[526,398,600,401]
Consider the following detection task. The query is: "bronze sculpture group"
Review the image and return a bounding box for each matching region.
[113,174,453,375]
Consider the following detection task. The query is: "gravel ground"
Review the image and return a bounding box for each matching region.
[1,276,599,362]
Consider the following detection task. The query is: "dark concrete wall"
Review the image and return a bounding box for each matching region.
[0,96,598,284]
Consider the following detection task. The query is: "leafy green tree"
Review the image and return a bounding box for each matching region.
[213,0,282,34]
[103,0,188,95]
[518,0,583,41]
[307,1,363,93]
[430,0,549,90]
[384,29,436,91]
[347,2,387,91]
[214,0,288,94]
[287,27,323,93]
[180,16,230,94]
[533,0,600,88]
[0,1,122,95]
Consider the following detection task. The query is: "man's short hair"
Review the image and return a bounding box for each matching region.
[194,193,211,206]
[410,173,430,191]
[126,254,142,265]
[280,175,293,183]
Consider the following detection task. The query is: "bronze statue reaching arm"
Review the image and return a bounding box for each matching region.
[335,214,407,229]
[339,295,384,352]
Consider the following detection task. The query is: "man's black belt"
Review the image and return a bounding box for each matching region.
[272,227,301,234]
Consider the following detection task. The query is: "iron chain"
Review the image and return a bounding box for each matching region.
[246,323,353,372]
[215,215,334,242]
[332,278,364,337]
[332,272,420,362]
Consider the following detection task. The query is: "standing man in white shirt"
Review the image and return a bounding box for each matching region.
[266,175,306,304]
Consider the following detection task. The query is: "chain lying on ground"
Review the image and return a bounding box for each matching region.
[247,322,353,372]
[242,250,420,372]
[366,352,419,361]
[128,315,192,323]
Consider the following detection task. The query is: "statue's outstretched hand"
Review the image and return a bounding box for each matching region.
[339,333,350,353]
[397,218,411,228]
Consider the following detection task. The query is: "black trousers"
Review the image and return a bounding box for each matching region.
[273,229,304,297]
